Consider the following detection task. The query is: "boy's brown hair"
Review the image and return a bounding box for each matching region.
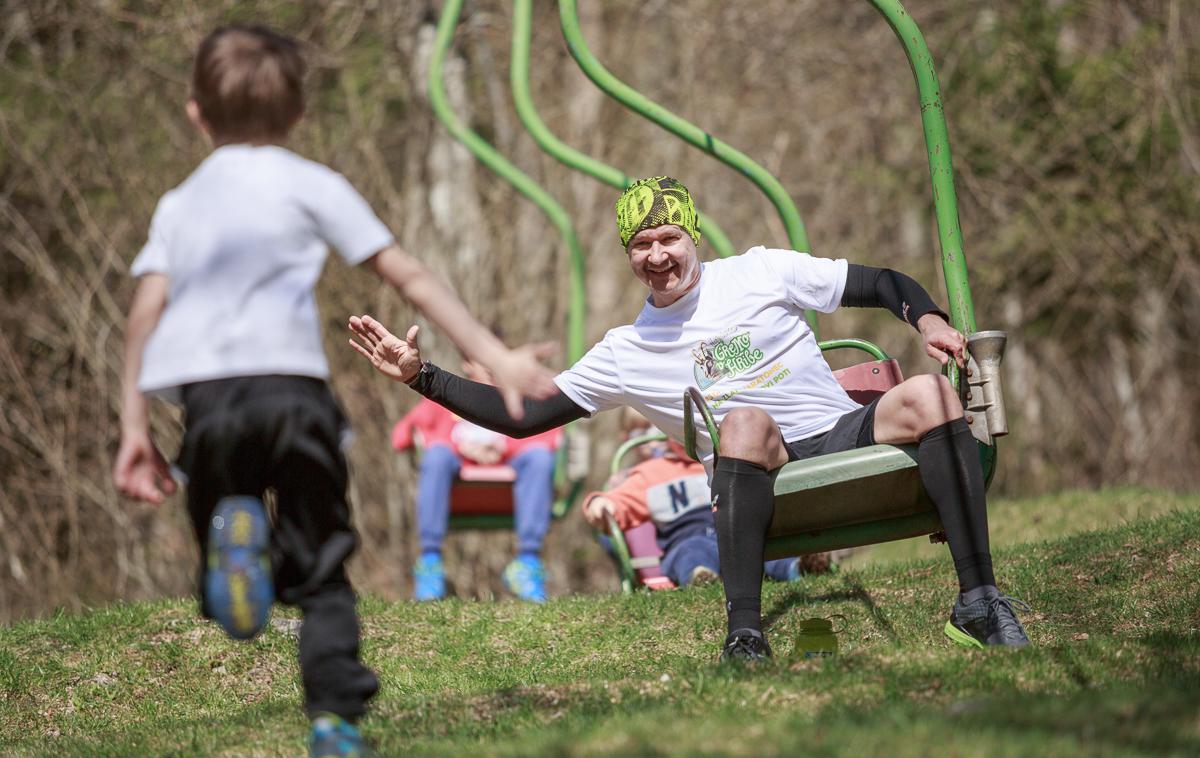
[192,25,306,144]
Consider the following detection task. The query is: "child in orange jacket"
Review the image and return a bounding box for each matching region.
[583,437,799,586]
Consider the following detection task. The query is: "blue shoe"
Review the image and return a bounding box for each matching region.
[413,554,445,601]
[785,558,803,582]
[309,712,369,757]
[206,496,273,640]
[503,555,546,603]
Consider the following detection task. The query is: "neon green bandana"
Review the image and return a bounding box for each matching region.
[615,176,702,249]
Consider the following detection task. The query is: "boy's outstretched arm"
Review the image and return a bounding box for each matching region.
[114,274,177,504]
[348,315,585,437]
[366,245,558,418]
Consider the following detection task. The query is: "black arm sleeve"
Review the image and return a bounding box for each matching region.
[840,263,949,329]
[407,362,587,437]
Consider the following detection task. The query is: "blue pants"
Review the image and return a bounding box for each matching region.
[416,444,555,556]
[661,526,796,586]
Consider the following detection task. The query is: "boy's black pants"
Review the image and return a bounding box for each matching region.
[177,375,379,721]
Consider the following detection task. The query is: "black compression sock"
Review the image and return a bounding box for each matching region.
[918,418,996,593]
[711,457,776,634]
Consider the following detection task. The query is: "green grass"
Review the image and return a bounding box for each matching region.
[847,486,1200,566]
[2,490,1198,756]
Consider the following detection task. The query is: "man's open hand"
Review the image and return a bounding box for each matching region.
[348,315,423,384]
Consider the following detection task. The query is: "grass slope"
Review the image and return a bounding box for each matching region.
[1,492,1198,757]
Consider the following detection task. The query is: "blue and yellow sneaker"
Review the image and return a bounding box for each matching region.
[205,495,272,640]
[413,553,446,601]
[309,712,369,758]
[503,554,547,603]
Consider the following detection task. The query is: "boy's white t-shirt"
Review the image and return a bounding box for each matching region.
[554,247,860,465]
[131,145,394,402]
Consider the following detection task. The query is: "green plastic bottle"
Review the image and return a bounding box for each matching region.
[795,617,840,659]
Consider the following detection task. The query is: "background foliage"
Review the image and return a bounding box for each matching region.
[1,0,1197,622]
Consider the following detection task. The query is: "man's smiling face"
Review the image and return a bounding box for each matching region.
[626,224,702,307]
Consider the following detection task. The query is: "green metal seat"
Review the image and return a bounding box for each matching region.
[763,444,939,560]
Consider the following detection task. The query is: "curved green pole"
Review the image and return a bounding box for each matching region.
[558,0,808,254]
[430,0,586,364]
[867,0,977,350]
[557,0,819,333]
[510,0,734,259]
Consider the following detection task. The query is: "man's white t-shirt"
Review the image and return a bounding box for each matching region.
[131,145,394,402]
[554,247,860,465]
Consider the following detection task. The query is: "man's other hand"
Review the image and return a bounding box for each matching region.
[917,313,967,368]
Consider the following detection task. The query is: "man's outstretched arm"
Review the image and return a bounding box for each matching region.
[841,264,966,367]
[348,315,586,437]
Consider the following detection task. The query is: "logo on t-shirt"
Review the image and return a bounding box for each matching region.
[691,331,764,390]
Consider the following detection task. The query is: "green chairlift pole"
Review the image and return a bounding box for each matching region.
[429,0,586,365]
[867,0,977,389]
[556,0,820,333]
[510,0,734,259]
[868,0,993,480]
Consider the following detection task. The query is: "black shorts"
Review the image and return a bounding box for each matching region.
[783,398,880,462]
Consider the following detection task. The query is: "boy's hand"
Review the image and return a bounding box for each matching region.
[113,431,177,504]
[348,315,423,383]
[486,343,560,420]
[583,495,616,528]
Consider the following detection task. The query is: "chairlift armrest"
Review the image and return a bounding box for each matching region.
[682,387,720,461]
[817,338,890,361]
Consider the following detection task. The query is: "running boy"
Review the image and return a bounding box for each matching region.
[113,25,556,757]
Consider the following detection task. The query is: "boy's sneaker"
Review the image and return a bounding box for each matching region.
[720,628,772,662]
[206,495,273,640]
[944,587,1032,649]
[503,555,547,602]
[688,565,719,586]
[309,712,369,758]
[413,554,446,601]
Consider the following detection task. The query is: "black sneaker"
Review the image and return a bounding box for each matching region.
[720,628,772,662]
[944,588,1032,649]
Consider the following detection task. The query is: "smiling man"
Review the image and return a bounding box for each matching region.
[349,176,1031,660]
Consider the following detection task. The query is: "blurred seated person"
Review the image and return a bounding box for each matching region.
[392,360,561,602]
[583,412,800,587]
